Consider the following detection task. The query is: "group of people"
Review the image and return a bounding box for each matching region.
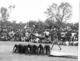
[13,44,50,55]
[0,23,78,47]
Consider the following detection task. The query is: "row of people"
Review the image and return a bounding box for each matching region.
[13,44,50,55]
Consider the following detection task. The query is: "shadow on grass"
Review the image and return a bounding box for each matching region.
[48,55,78,59]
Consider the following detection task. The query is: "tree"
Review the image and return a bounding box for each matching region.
[26,20,37,33]
[44,19,55,29]
[73,23,79,31]
[0,5,15,21]
[36,20,45,33]
[66,22,79,31]
[45,2,72,27]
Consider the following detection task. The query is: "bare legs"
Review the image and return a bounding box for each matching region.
[51,39,62,50]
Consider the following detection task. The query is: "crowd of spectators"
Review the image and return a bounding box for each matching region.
[0,20,78,46]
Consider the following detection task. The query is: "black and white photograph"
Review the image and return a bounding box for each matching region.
[0,0,79,61]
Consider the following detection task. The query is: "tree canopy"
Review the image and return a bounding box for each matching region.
[45,2,72,29]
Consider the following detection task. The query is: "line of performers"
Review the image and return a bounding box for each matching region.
[13,44,50,55]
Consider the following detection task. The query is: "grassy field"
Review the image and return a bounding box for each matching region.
[0,41,78,61]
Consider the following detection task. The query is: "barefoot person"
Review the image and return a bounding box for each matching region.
[51,33,62,50]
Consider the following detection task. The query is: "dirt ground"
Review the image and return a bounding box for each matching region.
[0,41,78,61]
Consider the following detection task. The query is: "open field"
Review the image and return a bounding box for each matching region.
[0,41,78,61]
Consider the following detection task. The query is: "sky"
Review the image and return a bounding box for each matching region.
[0,0,79,23]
